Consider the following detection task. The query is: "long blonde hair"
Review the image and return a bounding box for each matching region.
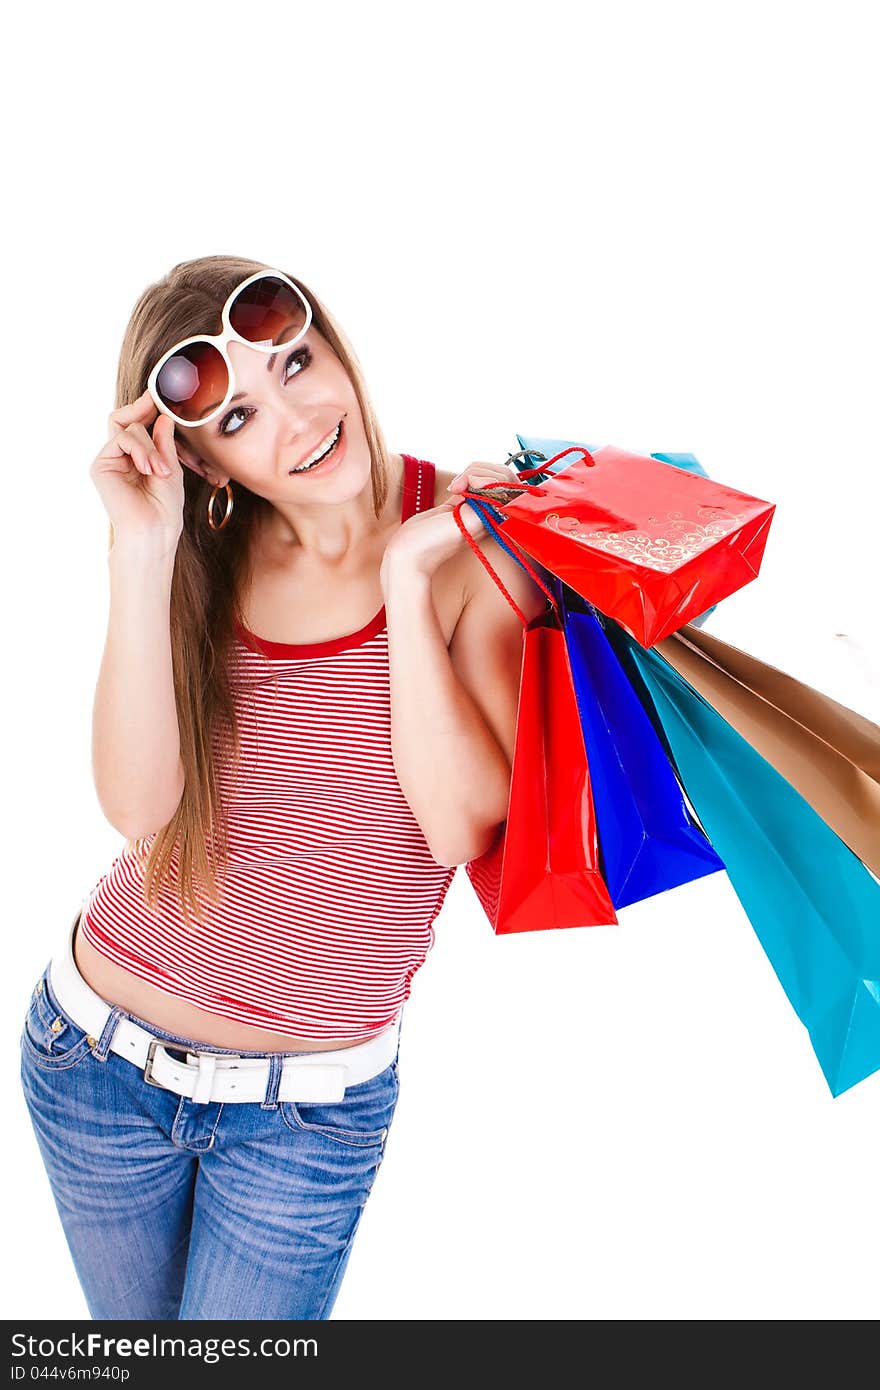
[113,254,395,929]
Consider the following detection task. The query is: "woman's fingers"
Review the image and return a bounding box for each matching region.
[447,463,524,511]
[151,413,179,475]
[102,426,155,476]
[446,461,516,492]
[98,415,175,478]
[98,395,181,478]
[106,387,158,441]
[121,422,160,475]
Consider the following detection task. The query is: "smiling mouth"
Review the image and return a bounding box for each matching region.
[289,420,344,473]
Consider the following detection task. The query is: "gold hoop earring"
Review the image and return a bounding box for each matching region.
[207,482,234,531]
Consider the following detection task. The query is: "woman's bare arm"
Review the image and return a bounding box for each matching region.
[91,536,185,838]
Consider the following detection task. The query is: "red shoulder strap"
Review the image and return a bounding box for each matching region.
[400,453,436,521]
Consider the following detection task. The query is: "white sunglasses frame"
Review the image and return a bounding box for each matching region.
[147,269,314,429]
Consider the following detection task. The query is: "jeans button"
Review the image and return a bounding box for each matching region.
[50,1017,64,1033]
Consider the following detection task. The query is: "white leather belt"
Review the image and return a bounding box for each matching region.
[49,906,401,1105]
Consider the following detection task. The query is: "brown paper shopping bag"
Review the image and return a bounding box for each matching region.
[655,623,880,876]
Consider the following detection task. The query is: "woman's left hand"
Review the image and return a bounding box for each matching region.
[381,460,523,581]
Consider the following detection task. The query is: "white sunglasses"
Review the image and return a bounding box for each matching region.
[147,269,313,428]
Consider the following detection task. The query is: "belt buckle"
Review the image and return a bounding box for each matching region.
[142,1034,169,1084]
[143,1038,241,1089]
[143,1038,183,1087]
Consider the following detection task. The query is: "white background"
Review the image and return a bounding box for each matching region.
[3,0,879,1321]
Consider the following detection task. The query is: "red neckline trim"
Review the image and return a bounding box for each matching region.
[234,453,426,659]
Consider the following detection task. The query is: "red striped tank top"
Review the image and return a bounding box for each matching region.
[79,453,458,1040]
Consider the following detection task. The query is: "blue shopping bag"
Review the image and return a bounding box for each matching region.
[561,597,725,909]
[613,625,880,1097]
[512,433,718,628]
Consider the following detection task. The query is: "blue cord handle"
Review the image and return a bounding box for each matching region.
[462,494,609,628]
[461,496,536,580]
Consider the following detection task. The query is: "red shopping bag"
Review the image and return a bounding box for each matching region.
[454,504,618,934]
[492,446,776,647]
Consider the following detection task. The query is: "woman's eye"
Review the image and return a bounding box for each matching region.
[218,346,312,437]
[283,345,311,382]
[217,406,253,437]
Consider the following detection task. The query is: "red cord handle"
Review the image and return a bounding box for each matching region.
[450,445,596,627]
[509,444,597,487]
[452,493,557,627]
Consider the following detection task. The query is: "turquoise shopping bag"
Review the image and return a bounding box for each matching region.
[616,628,880,1097]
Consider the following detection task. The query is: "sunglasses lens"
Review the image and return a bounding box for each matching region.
[155,342,229,424]
[229,275,308,347]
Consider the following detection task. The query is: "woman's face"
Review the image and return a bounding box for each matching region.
[172,324,370,504]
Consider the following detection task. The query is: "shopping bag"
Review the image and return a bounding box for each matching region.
[513,434,718,627]
[452,503,618,934]
[654,623,880,878]
[615,625,880,1097]
[483,444,775,646]
[560,592,725,909]
[466,491,725,908]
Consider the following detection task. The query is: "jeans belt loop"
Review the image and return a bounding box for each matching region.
[191,1052,218,1105]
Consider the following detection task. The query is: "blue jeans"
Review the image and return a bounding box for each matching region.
[19,961,402,1320]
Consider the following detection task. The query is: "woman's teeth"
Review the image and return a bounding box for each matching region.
[289,421,342,473]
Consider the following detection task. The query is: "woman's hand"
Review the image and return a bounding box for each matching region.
[90,389,186,555]
[444,460,526,507]
[382,460,524,581]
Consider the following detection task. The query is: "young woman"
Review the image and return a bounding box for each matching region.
[19,255,547,1321]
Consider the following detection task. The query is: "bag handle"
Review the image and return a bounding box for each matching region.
[504,444,598,485]
[449,444,597,627]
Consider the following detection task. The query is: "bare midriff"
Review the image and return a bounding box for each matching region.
[73,916,390,1051]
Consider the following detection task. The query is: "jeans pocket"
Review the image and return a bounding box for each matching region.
[20,970,93,1072]
[280,1061,400,1148]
